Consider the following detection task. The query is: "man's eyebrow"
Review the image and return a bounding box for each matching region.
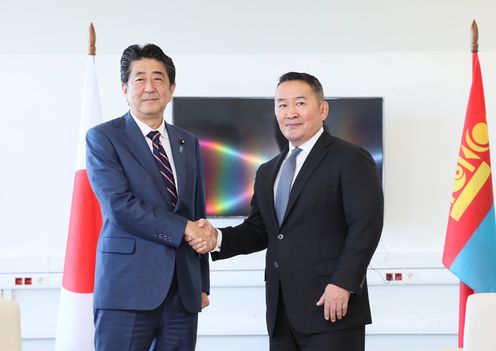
[275,96,307,102]
[133,71,165,76]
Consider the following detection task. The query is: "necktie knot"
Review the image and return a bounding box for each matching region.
[290,147,302,159]
[147,130,161,142]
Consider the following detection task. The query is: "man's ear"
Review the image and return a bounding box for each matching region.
[121,83,130,105]
[320,100,329,121]
[166,83,176,103]
[121,82,128,96]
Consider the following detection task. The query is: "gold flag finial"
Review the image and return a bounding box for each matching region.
[89,22,96,56]
[471,20,478,53]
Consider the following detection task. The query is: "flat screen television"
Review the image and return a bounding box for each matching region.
[173,97,383,217]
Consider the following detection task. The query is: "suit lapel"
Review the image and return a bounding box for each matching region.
[281,132,334,226]
[165,124,185,212]
[120,112,171,206]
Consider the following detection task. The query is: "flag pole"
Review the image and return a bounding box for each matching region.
[89,22,96,56]
[471,20,478,53]
[459,282,473,346]
[457,20,478,348]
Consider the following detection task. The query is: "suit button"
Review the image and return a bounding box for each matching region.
[277,234,284,240]
[274,261,279,269]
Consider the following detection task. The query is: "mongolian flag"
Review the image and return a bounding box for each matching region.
[54,24,102,351]
[443,49,496,346]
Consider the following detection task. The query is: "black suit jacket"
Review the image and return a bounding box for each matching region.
[212,131,383,335]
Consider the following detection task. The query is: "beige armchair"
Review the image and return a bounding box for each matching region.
[0,299,21,351]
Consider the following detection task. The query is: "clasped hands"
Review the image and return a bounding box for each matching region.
[184,219,217,254]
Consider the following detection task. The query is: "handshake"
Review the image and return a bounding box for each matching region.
[184,219,218,254]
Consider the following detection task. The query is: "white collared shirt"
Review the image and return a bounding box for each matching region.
[272,127,324,201]
[130,112,179,195]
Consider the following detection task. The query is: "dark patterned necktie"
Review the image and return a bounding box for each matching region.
[147,131,178,208]
[275,147,302,225]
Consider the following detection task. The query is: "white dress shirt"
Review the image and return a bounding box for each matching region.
[272,127,324,202]
[130,112,179,194]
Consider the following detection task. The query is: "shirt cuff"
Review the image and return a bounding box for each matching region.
[212,229,222,252]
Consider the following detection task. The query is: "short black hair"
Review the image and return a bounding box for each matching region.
[120,44,176,85]
[277,72,324,101]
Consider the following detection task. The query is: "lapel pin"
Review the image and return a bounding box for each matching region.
[178,139,185,153]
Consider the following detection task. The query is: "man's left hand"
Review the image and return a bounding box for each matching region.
[316,284,350,322]
[201,292,210,309]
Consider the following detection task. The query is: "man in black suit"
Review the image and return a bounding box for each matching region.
[189,72,383,351]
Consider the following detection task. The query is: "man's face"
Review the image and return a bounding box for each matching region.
[122,58,175,124]
[275,80,328,147]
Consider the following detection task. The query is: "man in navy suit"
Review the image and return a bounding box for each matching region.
[190,72,383,351]
[86,44,215,351]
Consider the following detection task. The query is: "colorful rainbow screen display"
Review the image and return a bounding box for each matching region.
[199,139,269,216]
[173,97,382,217]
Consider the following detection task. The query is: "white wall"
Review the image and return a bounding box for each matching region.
[0,0,494,54]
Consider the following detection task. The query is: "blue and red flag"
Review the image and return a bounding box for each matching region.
[443,51,496,346]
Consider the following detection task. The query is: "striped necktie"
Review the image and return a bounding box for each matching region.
[147,131,178,208]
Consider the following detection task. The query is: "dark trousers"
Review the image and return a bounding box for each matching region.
[94,277,198,351]
[270,289,365,351]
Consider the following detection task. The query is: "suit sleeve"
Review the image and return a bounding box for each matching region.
[194,138,210,294]
[330,148,384,292]
[211,167,269,261]
[86,127,187,248]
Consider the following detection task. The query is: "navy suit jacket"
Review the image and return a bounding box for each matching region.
[86,112,209,313]
[212,131,383,335]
